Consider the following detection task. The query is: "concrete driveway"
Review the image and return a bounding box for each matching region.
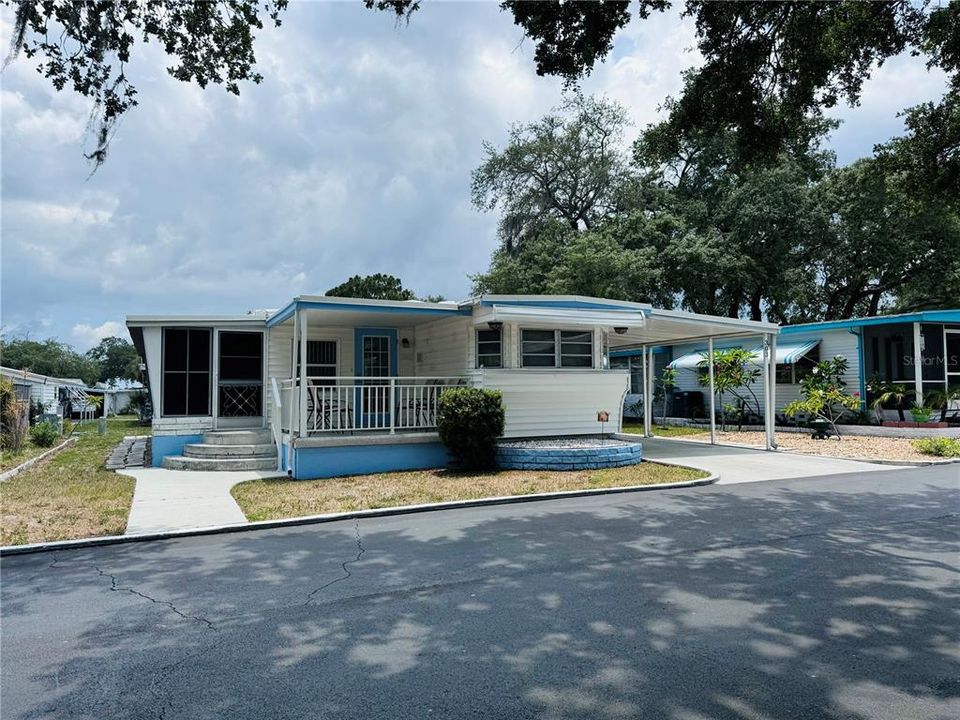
[637,436,891,484]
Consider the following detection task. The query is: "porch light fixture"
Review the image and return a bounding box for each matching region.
[401,338,410,348]
[613,327,628,335]
[487,321,504,331]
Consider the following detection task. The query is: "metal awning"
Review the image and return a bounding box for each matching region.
[473,304,647,329]
[667,338,820,369]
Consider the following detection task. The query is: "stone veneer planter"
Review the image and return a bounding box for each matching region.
[496,437,642,471]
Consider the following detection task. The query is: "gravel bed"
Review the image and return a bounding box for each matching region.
[702,431,944,462]
[498,437,637,449]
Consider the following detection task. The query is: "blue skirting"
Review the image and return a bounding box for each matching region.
[292,441,450,480]
[151,434,203,467]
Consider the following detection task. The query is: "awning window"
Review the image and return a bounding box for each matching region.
[667,339,821,369]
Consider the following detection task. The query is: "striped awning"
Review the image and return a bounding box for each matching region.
[667,339,820,369]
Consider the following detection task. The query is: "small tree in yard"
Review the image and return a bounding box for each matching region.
[2,399,30,453]
[784,356,861,439]
[696,348,762,430]
[657,367,677,423]
[871,383,916,423]
[436,388,505,470]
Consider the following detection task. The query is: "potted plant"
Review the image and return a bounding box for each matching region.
[909,404,933,424]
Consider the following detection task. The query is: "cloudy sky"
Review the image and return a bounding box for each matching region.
[1,1,949,350]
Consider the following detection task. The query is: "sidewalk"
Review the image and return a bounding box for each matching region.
[120,468,284,534]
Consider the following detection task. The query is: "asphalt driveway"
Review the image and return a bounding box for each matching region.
[2,465,957,720]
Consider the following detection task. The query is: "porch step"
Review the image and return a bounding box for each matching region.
[183,443,275,459]
[162,455,277,472]
[201,429,273,446]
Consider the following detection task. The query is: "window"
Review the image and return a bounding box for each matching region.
[476,329,502,368]
[775,346,819,384]
[362,335,391,378]
[162,328,211,416]
[298,340,337,386]
[520,329,593,368]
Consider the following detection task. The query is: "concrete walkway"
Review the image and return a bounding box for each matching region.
[120,468,284,534]
[638,436,891,484]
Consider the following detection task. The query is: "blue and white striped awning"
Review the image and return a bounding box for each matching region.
[667,339,820,369]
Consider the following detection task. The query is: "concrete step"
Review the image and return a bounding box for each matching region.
[183,443,276,459]
[162,455,278,472]
[202,429,273,446]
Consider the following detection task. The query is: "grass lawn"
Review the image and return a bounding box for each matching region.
[1,439,58,473]
[0,416,150,546]
[232,462,709,522]
[622,422,710,438]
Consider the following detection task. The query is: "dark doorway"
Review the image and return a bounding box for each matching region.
[218,331,263,420]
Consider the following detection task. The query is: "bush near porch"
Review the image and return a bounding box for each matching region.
[231,462,708,521]
[0,416,149,546]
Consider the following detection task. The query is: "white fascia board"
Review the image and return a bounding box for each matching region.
[125,314,268,328]
[473,304,647,328]
[648,308,780,333]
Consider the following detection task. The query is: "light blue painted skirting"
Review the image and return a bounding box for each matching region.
[292,442,450,480]
[151,434,203,466]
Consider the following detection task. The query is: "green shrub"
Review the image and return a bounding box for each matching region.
[29,420,60,448]
[62,418,75,437]
[436,388,505,469]
[912,437,960,458]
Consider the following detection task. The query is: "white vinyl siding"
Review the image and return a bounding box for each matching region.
[414,316,472,376]
[477,369,629,438]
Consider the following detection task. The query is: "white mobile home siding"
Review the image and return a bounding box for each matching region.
[476,369,630,438]
[669,328,861,414]
[414,316,472,376]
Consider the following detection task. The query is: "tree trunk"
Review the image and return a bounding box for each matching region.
[749,289,763,322]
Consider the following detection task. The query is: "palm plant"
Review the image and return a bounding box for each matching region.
[870,383,916,422]
[924,387,960,423]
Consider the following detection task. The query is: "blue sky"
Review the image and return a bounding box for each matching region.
[1,1,949,349]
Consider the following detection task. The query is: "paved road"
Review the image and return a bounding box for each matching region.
[2,466,958,720]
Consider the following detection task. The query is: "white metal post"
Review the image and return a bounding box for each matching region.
[912,322,924,402]
[647,346,655,437]
[707,336,716,444]
[641,345,651,437]
[389,377,396,434]
[767,332,777,450]
[298,309,307,438]
[764,334,774,451]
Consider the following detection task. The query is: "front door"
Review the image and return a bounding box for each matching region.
[216,330,264,428]
[354,328,397,429]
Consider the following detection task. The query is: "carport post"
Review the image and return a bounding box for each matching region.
[707,336,716,444]
[646,346,655,437]
[766,333,777,450]
[641,345,651,437]
[298,308,308,438]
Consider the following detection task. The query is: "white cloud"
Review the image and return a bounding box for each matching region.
[72,321,127,349]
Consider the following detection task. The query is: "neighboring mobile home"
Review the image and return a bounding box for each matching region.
[126,295,779,479]
[614,309,960,421]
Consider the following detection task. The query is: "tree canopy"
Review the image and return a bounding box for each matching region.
[325,274,417,301]
[3,0,287,167]
[371,1,958,162]
[472,94,960,322]
[0,335,141,386]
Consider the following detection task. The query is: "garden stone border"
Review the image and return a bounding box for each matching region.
[0,437,77,483]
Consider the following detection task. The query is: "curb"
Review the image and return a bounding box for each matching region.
[0,470,718,557]
[0,437,77,483]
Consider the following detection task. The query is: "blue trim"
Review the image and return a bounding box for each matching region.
[151,434,203,466]
[266,299,469,327]
[849,328,867,409]
[782,310,960,334]
[480,299,651,313]
[354,328,398,427]
[292,442,450,479]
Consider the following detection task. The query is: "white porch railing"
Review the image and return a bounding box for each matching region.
[270,376,469,436]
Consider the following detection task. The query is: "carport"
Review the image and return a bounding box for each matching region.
[607,308,781,450]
